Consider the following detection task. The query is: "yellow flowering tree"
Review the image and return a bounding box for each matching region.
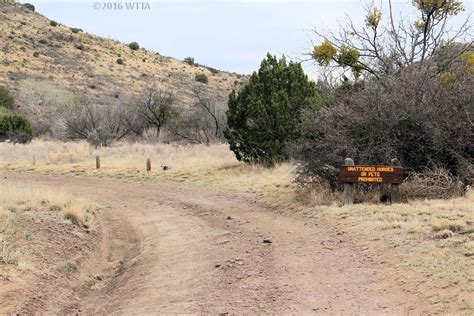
[311,0,470,79]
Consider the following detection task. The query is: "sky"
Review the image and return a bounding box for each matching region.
[18,0,474,75]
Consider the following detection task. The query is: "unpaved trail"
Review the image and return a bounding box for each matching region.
[2,174,424,314]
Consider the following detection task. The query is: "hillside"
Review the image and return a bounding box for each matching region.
[0,2,246,108]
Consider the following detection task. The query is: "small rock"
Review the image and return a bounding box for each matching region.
[226,216,232,220]
[263,238,272,244]
[215,263,221,268]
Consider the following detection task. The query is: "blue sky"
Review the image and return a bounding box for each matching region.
[20,0,473,75]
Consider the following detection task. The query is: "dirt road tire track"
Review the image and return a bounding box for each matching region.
[2,173,425,314]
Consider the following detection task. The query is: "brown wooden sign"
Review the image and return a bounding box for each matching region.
[339,165,404,184]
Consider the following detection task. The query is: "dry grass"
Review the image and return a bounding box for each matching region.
[0,140,472,312]
[0,182,98,273]
[0,140,293,196]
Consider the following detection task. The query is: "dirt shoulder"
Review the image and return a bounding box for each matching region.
[1,173,430,314]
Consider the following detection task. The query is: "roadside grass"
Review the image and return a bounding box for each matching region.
[0,182,98,277]
[0,140,472,312]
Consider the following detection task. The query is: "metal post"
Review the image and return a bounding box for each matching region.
[96,156,100,169]
[343,158,355,205]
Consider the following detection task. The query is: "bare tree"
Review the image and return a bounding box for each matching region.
[60,100,133,147]
[311,0,472,80]
[192,88,226,139]
[168,88,226,145]
[136,88,178,139]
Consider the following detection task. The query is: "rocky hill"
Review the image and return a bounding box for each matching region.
[0,2,246,108]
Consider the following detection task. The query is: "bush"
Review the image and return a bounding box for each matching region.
[206,66,219,75]
[50,20,58,27]
[23,3,35,11]
[184,57,195,66]
[224,53,319,166]
[128,42,140,51]
[195,73,208,84]
[60,101,135,147]
[33,51,39,57]
[116,58,124,65]
[401,168,466,200]
[70,27,82,33]
[17,79,77,136]
[0,114,33,144]
[291,64,473,190]
[0,86,14,110]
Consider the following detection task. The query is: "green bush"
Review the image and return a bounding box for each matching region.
[128,42,140,51]
[0,114,33,144]
[195,73,208,84]
[33,51,40,57]
[0,86,14,109]
[224,53,319,166]
[184,57,195,66]
[50,20,58,27]
[116,58,124,65]
[70,27,83,33]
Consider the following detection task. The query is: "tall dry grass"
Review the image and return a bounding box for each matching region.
[0,140,294,195]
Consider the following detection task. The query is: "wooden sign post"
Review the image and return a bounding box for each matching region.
[146,158,151,172]
[339,158,404,205]
[343,158,355,205]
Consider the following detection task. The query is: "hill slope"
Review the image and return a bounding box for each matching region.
[0,2,246,108]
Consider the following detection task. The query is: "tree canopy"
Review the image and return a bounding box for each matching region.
[224,53,319,166]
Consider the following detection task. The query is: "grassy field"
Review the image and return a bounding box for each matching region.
[0,140,473,312]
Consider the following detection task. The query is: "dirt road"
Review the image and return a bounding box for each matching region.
[2,174,424,314]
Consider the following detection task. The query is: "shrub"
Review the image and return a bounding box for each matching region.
[401,168,466,200]
[0,114,33,144]
[70,27,82,33]
[18,79,78,136]
[224,53,319,166]
[60,101,135,147]
[128,42,140,51]
[207,67,219,75]
[116,58,124,65]
[23,3,35,11]
[0,86,14,110]
[291,64,473,190]
[33,51,39,57]
[63,209,81,225]
[184,57,195,66]
[50,20,58,27]
[195,73,208,84]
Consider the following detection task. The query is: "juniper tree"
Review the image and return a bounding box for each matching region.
[224,53,320,166]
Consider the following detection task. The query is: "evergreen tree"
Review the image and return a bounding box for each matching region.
[224,53,319,166]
